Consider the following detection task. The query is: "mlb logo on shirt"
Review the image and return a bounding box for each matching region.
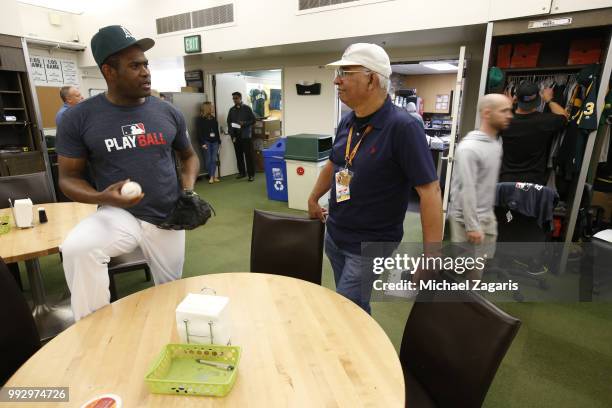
[122,123,146,136]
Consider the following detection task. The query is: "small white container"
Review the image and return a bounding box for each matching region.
[175,293,231,345]
[13,198,33,228]
[285,159,329,211]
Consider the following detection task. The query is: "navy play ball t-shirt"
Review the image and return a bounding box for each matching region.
[56,94,191,225]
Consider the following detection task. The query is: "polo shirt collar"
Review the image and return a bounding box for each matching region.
[349,96,392,130]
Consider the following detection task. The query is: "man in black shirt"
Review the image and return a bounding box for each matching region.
[499,82,568,185]
[227,92,256,181]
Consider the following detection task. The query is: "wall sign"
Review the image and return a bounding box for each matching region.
[528,17,572,30]
[29,56,47,84]
[184,35,202,54]
[44,57,63,86]
[29,56,80,87]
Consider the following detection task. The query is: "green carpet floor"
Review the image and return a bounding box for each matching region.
[21,175,612,407]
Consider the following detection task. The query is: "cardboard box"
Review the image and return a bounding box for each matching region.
[253,119,281,139]
[262,119,281,139]
[496,44,513,68]
[510,43,542,68]
[263,137,282,149]
[592,191,612,223]
[568,38,602,65]
[180,86,198,93]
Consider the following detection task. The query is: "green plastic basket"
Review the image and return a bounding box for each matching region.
[145,344,241,397]
[0,215,10,235]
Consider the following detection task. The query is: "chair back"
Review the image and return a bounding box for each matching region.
[400,287,521,408]
[0,257,40,385]
[251,210,324,284]
[0,172,55,209]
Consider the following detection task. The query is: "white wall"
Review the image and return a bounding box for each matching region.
[0,0,23,37]
[79,68,107,98]
[18,3,79,42]
[4,1,609,66]
[186,41,479,138]
[68,0,494,66]
[283,66,336,137]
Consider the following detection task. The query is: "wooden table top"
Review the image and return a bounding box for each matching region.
[4,273,405,407]
[0,202,96,263]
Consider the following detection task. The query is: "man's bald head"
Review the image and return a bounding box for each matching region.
[478,93,513,133]
[478,93,510,114]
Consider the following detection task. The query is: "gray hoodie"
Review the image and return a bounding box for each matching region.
[449,130,502,232]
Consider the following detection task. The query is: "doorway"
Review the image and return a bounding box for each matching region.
[212,70,283,177]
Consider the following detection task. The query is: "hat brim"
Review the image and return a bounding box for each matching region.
[326,58,363,68]
[325,58,390,78]
[99,38,155,67]
[135,38,155,52]
[517,95,541,111]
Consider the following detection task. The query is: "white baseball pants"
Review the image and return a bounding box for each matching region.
[61,206,185,321]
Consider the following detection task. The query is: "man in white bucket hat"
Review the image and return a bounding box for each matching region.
[308,43,443,313]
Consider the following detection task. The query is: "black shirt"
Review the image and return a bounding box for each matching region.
[226,104,256,139]
[196,116,220,145]
[499,112,566,185]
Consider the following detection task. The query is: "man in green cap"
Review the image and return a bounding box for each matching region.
[56,25,200,320]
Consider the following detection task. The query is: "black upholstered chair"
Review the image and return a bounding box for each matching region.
[400,286,521,408]
[0,172,55,206]
[251,209,325,285]
[0,172,55,290]
[108,248,151,301]
[0,257,41,385]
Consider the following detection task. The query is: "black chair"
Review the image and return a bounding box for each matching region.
[0,257,41,385]
[0,172,55,290]
[108,248,151,302]
[251,209,325,285]
[399,287,521,408]
[0,172,55,206]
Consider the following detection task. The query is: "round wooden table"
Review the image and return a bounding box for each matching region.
[4,273,405,407]
[0,202,97,340]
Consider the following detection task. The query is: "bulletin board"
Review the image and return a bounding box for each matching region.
[35,86,64,129]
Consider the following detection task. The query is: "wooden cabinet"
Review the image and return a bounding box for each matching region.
[0,34,52,194]
[0,46,26,72]
[1,69,35,150]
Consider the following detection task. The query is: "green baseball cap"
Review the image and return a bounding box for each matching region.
[487,67,505,92]
[91,25,154,67]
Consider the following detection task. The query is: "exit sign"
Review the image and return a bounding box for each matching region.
[184,35,201,54]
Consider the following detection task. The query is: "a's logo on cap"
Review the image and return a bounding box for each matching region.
[121,26,135,40]
[523,94,537,102]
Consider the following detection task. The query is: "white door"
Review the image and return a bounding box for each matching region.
[213,73,248,177]
[550,0,611,14]
[489,0,552,21]
[441,45,467,235]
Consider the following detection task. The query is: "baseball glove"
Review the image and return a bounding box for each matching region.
[159,191,215,230]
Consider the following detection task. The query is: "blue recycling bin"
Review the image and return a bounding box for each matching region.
[263,138,288,202]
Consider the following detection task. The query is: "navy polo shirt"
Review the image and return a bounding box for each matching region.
[326,97,437,254]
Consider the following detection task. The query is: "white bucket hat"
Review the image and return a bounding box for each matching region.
[327,43,392,78]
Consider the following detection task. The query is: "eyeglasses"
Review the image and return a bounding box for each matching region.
[335,67,372,78]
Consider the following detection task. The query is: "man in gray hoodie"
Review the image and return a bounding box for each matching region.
[449,94,512,272]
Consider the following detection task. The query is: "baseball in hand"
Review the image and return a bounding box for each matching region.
[120,181,142,198]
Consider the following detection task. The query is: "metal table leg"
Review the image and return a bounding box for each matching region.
[25,259,74,341]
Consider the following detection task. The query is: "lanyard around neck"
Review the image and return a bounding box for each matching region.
[344,124,373,167]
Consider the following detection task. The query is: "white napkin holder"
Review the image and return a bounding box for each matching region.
[175,293,231,345]
[12,198,34,228]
